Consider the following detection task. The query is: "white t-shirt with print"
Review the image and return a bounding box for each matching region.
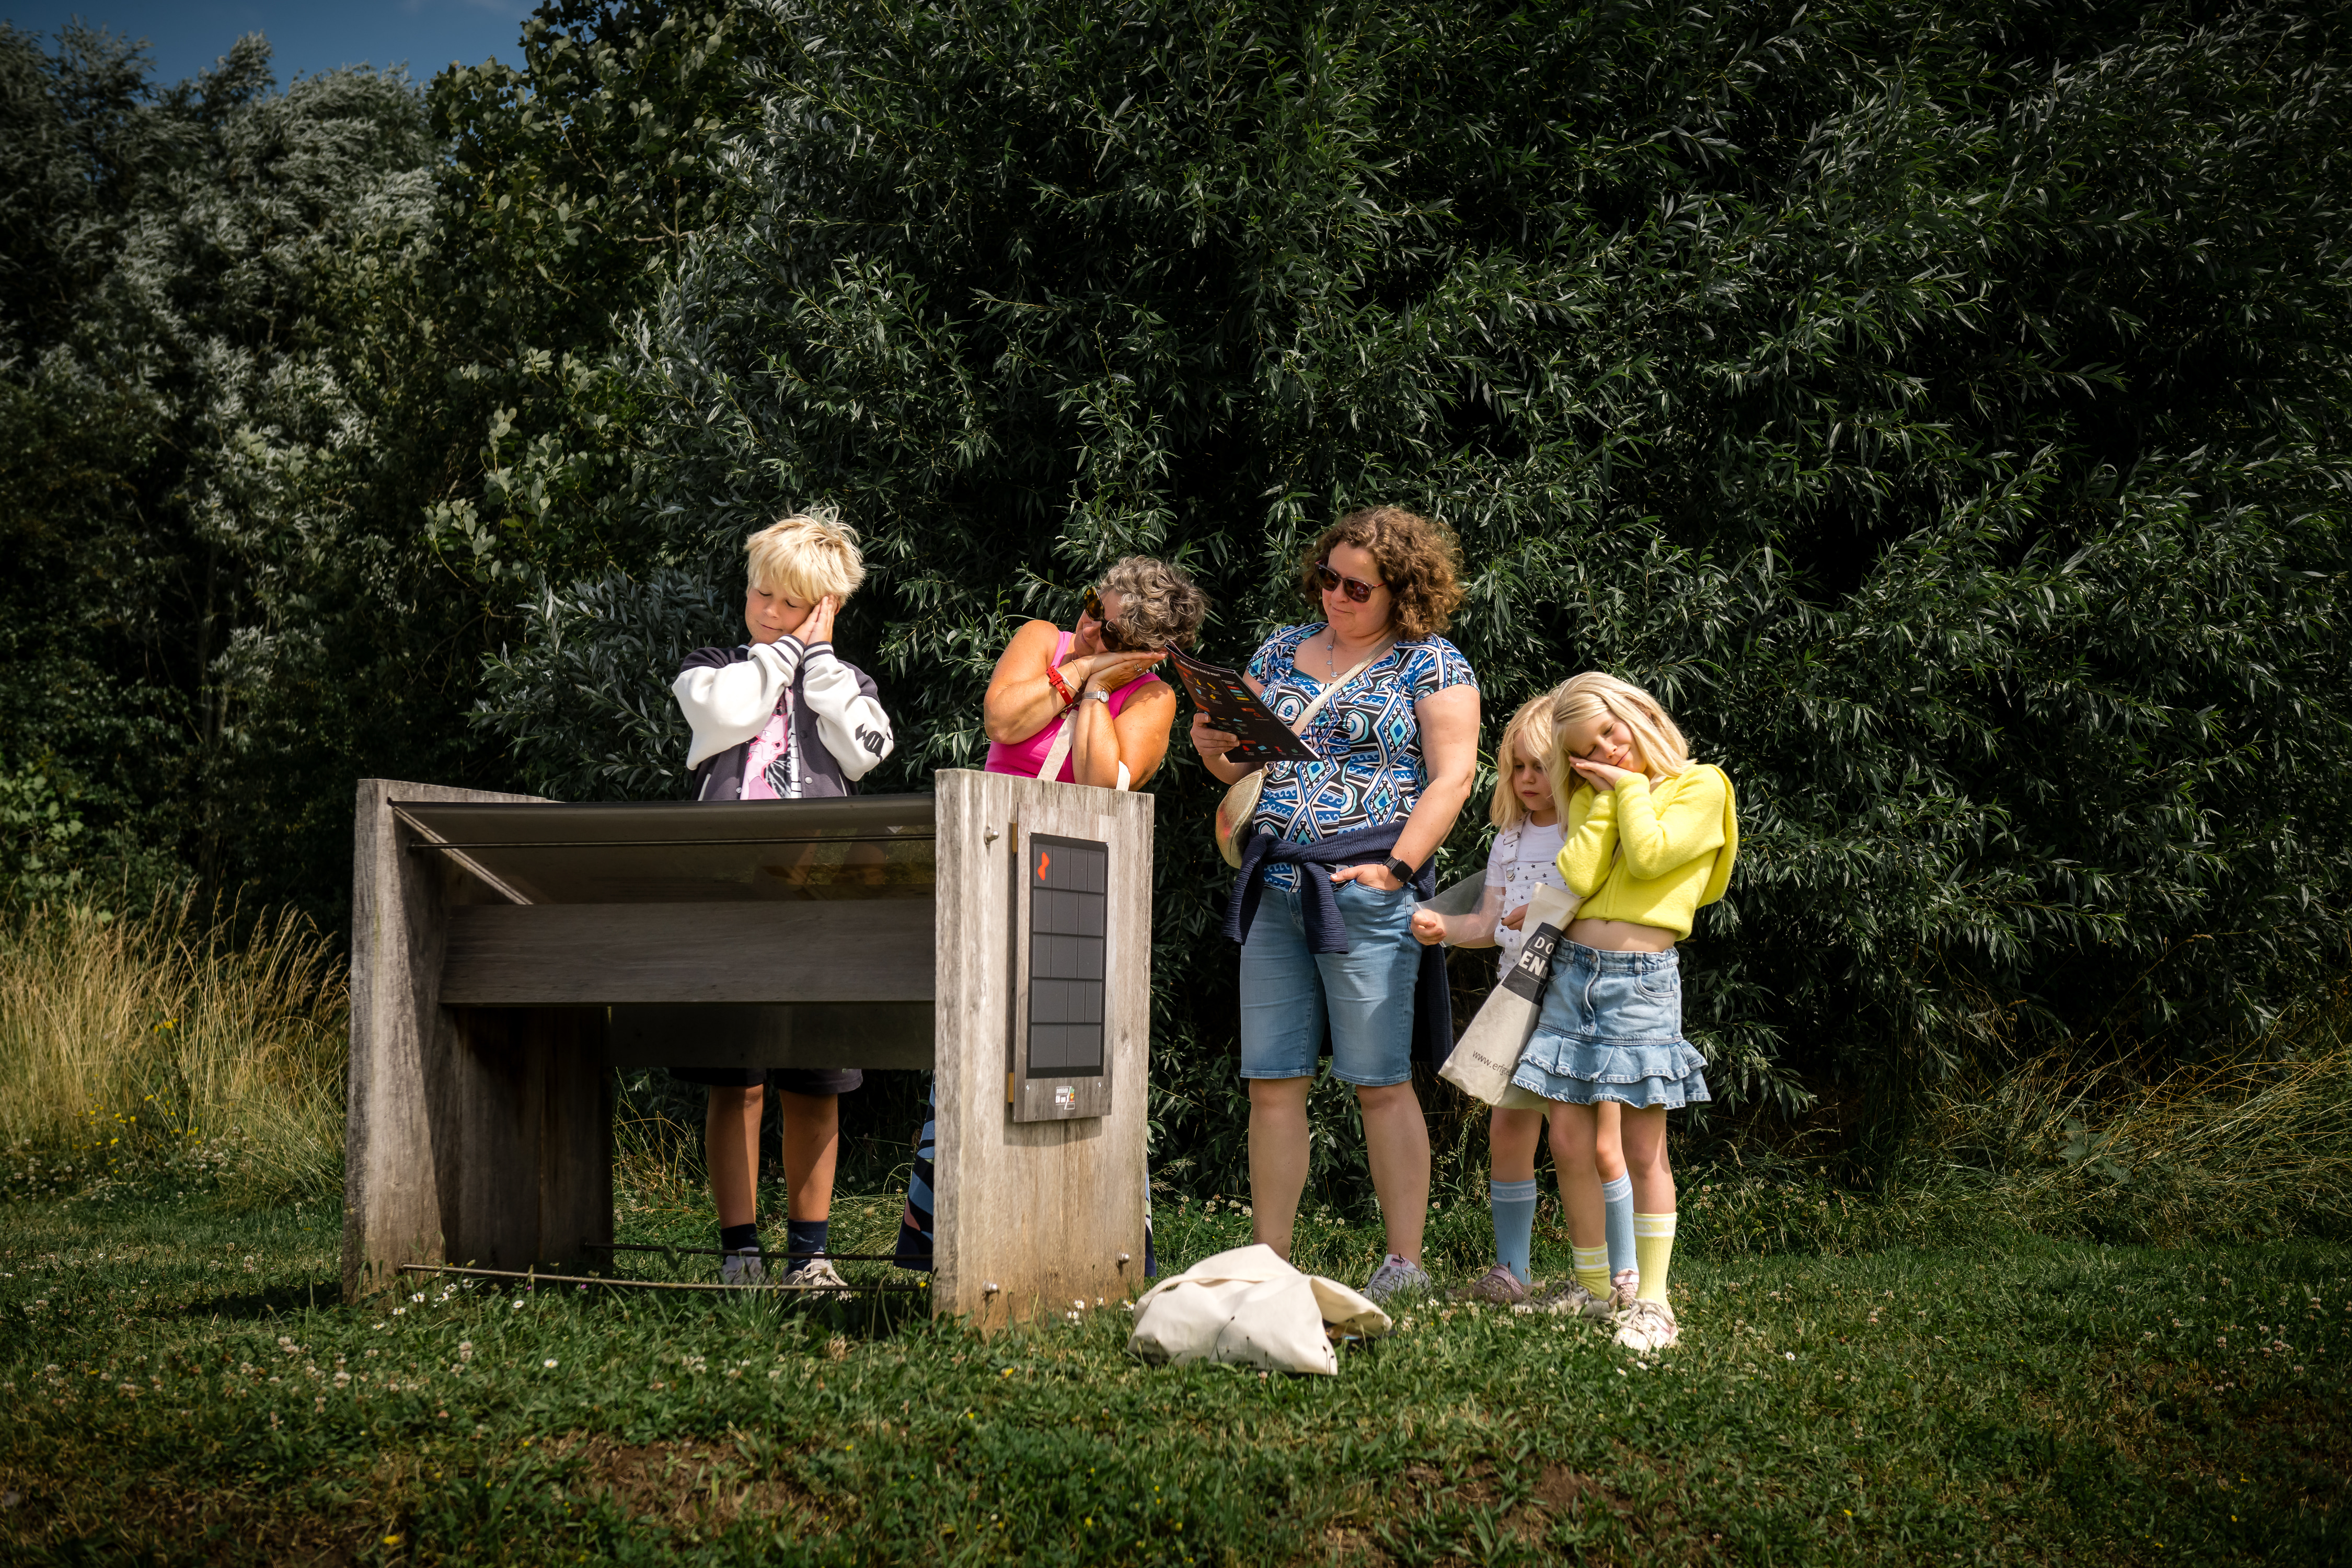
[1484,818,1566,978]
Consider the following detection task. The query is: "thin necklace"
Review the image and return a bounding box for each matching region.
[1326,626,1387,676]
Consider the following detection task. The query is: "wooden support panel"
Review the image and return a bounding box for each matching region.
[441,1006,612,1274]
[930,769,1152,1330]
[607,1003,933,1070]
[346,778,618,1300]
[440,901,935,1006]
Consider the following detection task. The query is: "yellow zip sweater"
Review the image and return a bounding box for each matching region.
[1554,764,1738,940]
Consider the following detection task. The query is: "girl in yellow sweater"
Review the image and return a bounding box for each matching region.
[1517,673,1737,1352]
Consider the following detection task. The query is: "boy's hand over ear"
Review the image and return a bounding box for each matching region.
[803,594,840,646]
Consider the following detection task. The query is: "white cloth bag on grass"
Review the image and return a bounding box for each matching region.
[1437,881,1578,1110]
[1126,1244,1391,1375]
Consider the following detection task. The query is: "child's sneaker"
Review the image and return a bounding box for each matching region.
[1613,1298,1679,1352]
[1454,1263,1531,1306]
[1361,1254,1434,1304]
[782,1256,848,1290]
[719,1248,765,1287]
[1610,1269,1640,1311]
[1531,1279,1613,1319]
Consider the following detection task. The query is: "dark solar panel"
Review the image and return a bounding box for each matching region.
[1026,835,1106,1077]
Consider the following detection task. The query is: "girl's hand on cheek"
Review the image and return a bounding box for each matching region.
[1572,757,1640,790]
[803,594,839,645]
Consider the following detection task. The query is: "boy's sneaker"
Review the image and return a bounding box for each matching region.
[719,1249,766,1287]
[1454,1263,1531,1306]
[1613,1298,1679,1352]
[1610,1269,1641,1311]
[1361,1254,1434,1304]
[1531,1279,1613,1320]
[781,1256,848,1290]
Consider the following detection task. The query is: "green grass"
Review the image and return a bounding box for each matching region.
[2,1193,2347,1565]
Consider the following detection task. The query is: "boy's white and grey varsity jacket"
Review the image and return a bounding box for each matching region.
[673,637,894,800]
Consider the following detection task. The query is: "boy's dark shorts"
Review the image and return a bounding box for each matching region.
[667,1066,863,1096]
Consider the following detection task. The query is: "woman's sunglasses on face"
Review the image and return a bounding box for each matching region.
[1080,586,1131,651]
[1314,561,1385,603]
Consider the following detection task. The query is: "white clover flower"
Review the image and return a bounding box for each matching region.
[543,1358,558,1369]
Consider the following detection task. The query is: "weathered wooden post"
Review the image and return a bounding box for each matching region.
[342,769,1152,1327]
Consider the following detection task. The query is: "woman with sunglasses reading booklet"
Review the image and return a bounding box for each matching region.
[981,557,1208,789]
[1189,506,1481,1304]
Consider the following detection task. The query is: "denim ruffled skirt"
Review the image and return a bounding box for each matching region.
[1509,941,1712,1109]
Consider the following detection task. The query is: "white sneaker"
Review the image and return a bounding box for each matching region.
[719,1248,766,1286]
[1613,1297,1679,1351]
[781,1256,848,1290]
[1361,1254,1434,1304]
[1531,1279,1613,1320]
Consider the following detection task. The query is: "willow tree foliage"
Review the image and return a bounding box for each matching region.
[480,0,2352,1183]
[0,26,436,901]
[0,8,764,915]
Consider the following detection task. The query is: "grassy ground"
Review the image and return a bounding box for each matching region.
[2,1192,2346,1566]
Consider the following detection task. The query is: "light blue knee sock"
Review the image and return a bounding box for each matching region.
[1490,1179,1539,1285]
[1602,1173,1636,1286]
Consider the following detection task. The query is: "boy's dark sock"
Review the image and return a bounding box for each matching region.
[719,1222,760,1255]
[786,1217,829,1259]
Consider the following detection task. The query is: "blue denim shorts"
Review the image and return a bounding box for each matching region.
[1510,942,1711,1109]
[1238,879,1418,1087]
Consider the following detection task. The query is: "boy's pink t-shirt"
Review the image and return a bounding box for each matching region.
[737,689,794,799]
[984,629,1162,782]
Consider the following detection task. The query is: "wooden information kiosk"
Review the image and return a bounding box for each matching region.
[343,768,1153,1327]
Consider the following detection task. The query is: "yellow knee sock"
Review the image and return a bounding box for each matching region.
[1572,1242,1611,1302]
[1633,1212,1676,1304]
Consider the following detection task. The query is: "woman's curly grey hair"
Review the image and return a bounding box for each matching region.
[1096,556,1210,651]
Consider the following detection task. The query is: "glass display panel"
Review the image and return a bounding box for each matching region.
[392,795,936,904]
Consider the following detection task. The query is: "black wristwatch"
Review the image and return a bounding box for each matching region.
[1381,855,1416,886]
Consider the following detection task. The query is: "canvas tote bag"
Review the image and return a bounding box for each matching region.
[1214,646,1384,868]
[1437,881,1578,1108]
[1127,1243,1391,1375]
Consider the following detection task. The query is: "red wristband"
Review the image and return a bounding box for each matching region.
[1046,663,1077,708]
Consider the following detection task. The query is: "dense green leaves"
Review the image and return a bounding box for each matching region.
[474,0,2352,1180]
[0,24,438,904]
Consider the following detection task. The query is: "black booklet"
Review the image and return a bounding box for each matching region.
[1164,645,1321,764]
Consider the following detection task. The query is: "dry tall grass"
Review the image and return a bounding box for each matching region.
[1686,1001,2352,1256]
[1899,1004,2352,1244]
[0,898,347,1205]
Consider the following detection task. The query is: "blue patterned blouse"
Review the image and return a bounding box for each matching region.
[1244,623,1480,887]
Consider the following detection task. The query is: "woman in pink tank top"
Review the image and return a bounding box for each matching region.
[983,557,1209,788]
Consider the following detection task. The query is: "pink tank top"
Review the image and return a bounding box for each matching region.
[984,628,1163,782]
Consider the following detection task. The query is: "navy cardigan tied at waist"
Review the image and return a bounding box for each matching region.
[1223,823,1456,1068]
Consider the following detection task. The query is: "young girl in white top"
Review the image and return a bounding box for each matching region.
[1411,693,1636,1305]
